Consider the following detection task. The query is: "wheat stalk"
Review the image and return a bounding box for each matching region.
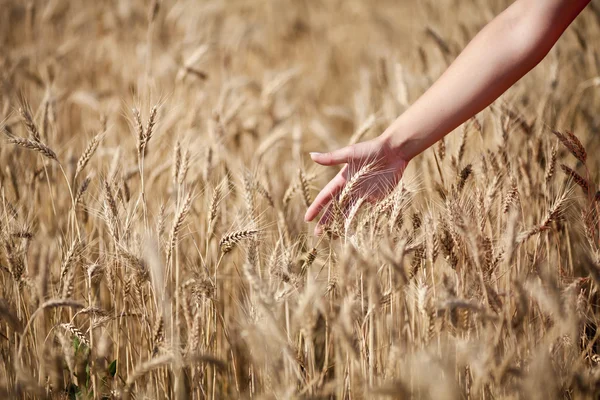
[552,129,587,164]
[298,168,312,208]
[560,164,590,193]
[339,161,376,208]
[18,106,41,141]
[6,135,58,162]
[220,229,258,254]
[75,131,103,178]
[166,191,193,262]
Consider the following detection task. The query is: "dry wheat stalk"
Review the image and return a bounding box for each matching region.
[18,107,41,141]
[6,135,58,162]
[519,190,570,242]
[220,229,258,254]
[172,140,181,184]
[457,125,468,163]
[103,179,119,239]
[208,185,222,236]
[243,172,256,223]
[166,191,193,262]
[345,196,366,236]
[152,316,165,356]
[156,203,166,238]
[144,105,158,147]
[133,108,145,155]
[40,99,50,141]
[545,144,558,185]
[59,240,80,282]
[283,172,318,209]
[502,185,519,214]
[457,164,472,192]
[75,131,103,178]
[74,177,91,205]
[204,146,213,182]
[339,161,376,208]
[225,166,237,199]
[298,169,312,208]
[178,150,190,185]
[255,180,275,208]
[552,130,587,164]
[560,164,590,193]
[437,138,446,160]
[60,322,90,347]
[300,247,318,276]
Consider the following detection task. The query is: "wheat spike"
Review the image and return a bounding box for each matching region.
[339,161,376,208]
[545,144,557,185]
[298,168,312,207]
[60,322,90,347]
[208,185,222,236]
[167,191,193,262]
[178,149,190,185]
[133,107,145,156]
[552,129,587,164]
[7,136,58,162]
[560,164,590,193]
[75,131,103,178]
[18,106,41,141]
[74,177,91,205]
[144,105,158,147]
[172,140,181,184]
[220,229,258,254]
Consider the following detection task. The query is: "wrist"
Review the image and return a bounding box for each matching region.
[378,123,414,163]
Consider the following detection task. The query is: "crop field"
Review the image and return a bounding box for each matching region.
[1,0,600,398]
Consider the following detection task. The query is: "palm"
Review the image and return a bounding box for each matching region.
[305,137,408,235]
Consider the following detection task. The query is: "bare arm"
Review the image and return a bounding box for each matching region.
[306,0,590,231]
[382,0,591,160]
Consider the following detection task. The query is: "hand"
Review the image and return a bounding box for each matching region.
[304,135,409,236]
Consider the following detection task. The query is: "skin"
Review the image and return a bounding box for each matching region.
[305,0,591,236]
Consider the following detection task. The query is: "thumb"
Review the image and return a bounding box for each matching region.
[310,145,355,166]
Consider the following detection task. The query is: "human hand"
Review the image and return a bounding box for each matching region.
[304,136,409,236]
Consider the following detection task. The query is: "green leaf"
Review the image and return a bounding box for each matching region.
[85,363,91,388]
[108,360,117,377]
[72,336,81,352]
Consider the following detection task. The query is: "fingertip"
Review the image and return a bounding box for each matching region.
[305,204,316,222]
[310,151,336,166]
[309,152,323,164]
[304,210,313,222]
[310,158,327,166]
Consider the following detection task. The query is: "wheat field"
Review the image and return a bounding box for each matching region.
[1,0,600,398]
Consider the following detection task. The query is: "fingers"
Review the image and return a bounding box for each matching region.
[310,145,357,166]
[304,166,347,222]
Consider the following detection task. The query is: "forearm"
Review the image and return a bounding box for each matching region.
[382,0,589,161]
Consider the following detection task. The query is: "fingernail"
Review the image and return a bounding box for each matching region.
[309,152,321,158]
